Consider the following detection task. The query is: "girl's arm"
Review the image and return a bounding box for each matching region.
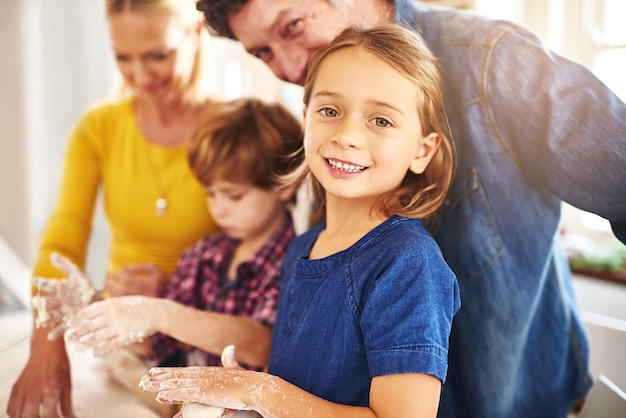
[141,366,441,418]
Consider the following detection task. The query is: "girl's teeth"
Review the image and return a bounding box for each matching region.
[328,159,364,172]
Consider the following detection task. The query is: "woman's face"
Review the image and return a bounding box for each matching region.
[108,11,199,103]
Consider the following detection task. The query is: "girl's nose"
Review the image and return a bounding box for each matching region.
[332,118,362,149]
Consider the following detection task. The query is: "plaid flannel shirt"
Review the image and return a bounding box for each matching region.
[147,214,295,368]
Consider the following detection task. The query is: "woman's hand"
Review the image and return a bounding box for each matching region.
[63,295,161,356]
[6,329,75,418]
[105,263,170,297]
[32,252,98,340]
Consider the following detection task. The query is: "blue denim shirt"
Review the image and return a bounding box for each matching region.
[395,1,626,417]
[269,216,460,406]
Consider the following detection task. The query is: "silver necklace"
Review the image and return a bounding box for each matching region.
[145,145,184,217]
[137,102,201,217]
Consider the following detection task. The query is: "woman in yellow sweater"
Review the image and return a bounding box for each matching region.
[7,1,219,417]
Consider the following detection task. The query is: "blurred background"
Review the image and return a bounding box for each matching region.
[0,0,624,295]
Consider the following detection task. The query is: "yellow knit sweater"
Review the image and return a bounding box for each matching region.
[32,99,217,287]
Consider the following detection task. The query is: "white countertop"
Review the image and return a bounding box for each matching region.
[0,310,162,418]
[0,239,163,417]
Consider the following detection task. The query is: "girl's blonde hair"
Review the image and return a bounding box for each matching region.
[299,24,455,223]
[106,0,211,104]
[188,98,304,202]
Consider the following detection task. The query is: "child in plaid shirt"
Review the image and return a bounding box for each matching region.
[62,97,304,372]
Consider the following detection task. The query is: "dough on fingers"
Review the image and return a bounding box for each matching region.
[182,402,225,418]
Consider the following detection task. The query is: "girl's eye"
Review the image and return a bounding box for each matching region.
[373,117,391,128]
[320,107,339,118]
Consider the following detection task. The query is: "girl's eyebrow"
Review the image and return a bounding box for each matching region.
[312,90,405,115]
[311,90,337,99]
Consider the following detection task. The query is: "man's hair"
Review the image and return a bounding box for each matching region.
[188,98,304,195]
[195,0,247,39]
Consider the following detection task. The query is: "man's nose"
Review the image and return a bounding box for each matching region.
[272,47,308,85]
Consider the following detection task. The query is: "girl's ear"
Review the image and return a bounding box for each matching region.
[409,132,441,175]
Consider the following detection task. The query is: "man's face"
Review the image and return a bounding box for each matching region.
[228,0,360,85]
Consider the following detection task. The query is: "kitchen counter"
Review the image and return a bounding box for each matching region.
[0,237,161,418]
[0,311,161,418]
[0,310,159,418]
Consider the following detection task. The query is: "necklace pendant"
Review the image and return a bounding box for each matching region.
[155,197,168,217]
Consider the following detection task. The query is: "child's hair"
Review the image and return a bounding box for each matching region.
[187,98,304,201]
[299,24,455,222]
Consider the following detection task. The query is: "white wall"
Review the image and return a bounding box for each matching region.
[0,0,117,285]
[0,0,32,262]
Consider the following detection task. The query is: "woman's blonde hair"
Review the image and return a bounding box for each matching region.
[188,98,304,202]
[298,24,455,223]
[106,0,211,104]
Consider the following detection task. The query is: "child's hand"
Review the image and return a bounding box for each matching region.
[141,346,263,417]
[32,252,97,339]
[63,295,157,356]
[176,402,261,417]
[105,263,170,297]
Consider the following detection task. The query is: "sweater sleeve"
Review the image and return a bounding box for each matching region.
[31,105,103,291]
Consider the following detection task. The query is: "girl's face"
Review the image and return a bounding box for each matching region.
[303,47,439,208]
[108,11,199,103]
[205,180,290,245]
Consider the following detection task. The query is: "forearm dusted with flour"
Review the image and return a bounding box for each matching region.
[63,296,272,368]
[157,301,272,368]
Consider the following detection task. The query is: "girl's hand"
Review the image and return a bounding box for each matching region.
[141,346,264,417]
[176,403,262,418]
[63,295,158,356]
[140,366,258,409]
[105,263,170,297]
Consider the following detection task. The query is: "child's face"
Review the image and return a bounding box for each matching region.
[303,47,439,207]
[205,180,288,244]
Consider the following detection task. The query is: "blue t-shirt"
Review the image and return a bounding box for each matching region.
[268,216,460,407]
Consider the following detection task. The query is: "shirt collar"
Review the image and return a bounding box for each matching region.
[394,0,419,28]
